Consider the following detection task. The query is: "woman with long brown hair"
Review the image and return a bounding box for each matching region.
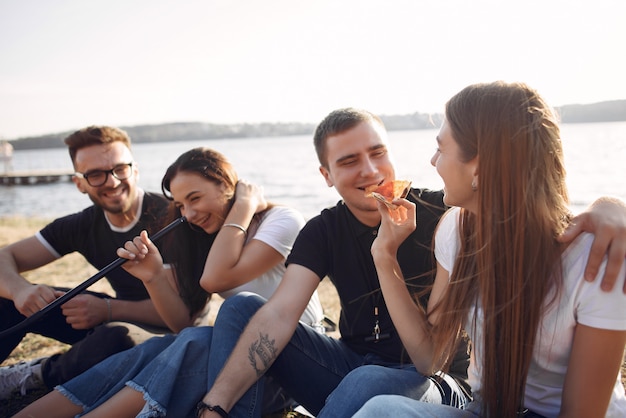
[355,82,626,417]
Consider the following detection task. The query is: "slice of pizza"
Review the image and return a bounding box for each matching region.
[364,180,412,209]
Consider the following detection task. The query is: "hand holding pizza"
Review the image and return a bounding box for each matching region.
[364,180,412,210]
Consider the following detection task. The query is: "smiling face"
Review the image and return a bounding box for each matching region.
[72,141,139,224]
[431,119,478,212]
[168,171,230,234]
[319,120,396,226]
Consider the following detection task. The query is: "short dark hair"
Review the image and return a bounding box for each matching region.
[64,126,132,165]
[313,108,384,167]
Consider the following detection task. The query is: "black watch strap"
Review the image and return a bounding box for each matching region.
[196,401,229,418]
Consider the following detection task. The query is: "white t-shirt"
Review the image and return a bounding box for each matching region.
[435,207,626,417]
[218,205,324,328]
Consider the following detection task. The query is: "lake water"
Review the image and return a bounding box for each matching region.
[1,122,625,221]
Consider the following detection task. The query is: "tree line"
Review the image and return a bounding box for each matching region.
[7,100,626,150]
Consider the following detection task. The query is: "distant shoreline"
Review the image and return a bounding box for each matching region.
[5,100,626,150]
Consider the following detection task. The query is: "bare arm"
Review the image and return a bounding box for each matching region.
[199,264,320,414]
[103,297,167,326]
[200,181,283,293]
[59,289,169,329]
[118,182,292,331]
[558,196,626,291]
[116,231,192,331]
[0,236,58,316]
[370,198,450,375]
[0,234,170,329]
[558,325,626,417]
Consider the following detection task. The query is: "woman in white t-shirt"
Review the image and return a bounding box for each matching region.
[356,82,626,417]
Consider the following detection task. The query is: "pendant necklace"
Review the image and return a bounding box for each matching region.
[350,215,391,343]
[364,304,390,343]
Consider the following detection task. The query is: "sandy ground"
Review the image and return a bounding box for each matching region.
[0,216,624,415]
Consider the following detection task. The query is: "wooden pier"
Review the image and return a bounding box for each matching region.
[0,169,74,186]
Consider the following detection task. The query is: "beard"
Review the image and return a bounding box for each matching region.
[87,184,136,215]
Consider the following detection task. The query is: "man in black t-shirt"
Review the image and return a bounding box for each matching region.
[194,109,467,417]
[196,108,626,418]
[0,126,172,399]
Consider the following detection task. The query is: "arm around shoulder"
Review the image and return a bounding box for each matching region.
[558,196,626,292]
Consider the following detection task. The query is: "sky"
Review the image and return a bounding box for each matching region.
[1,0,625,139]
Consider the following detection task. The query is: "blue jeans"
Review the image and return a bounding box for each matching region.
[353,396,550,418]
[318,366,469,418]
[59,312,293,417]
[353,394,481,418]
[58,333,180,415]
[207,293,470,418]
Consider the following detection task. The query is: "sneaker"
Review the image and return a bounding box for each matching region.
[0,357,45,399]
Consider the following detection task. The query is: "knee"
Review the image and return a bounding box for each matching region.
[176,326,213,346]
[216,292,266,326]
[325,365,386,409]
[326,365,407,409]
[340,365,389,390]
[222,292,266,310]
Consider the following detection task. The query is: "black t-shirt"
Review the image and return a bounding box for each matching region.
[38,191,171,301]
[287,188,470,386]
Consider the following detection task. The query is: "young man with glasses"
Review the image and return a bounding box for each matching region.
[0,126,173,400]
[73,162,135,187]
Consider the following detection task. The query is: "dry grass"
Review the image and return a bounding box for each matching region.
[0,216,624,416]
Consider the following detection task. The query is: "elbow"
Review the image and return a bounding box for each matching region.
[413,359,437,377]
[199,269,219,291]
[199,275,211,292]
[170,323,190,334]
[407,346,438,376]
[200,272,242,294]
[167,316,195,333]
[199,274,223,293]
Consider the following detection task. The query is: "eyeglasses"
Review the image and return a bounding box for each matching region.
[74,162,134,187]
